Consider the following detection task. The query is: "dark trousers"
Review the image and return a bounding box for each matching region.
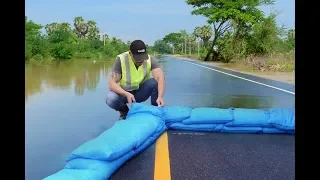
[106,78,158,112]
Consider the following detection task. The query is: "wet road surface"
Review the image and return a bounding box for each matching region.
[25,56,295,180]
[167,131,294,180]
[175,56,295,94]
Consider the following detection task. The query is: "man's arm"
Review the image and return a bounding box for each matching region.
[108,58,128,96]
[151,57,166,98]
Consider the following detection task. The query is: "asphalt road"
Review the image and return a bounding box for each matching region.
[110,56,295,180]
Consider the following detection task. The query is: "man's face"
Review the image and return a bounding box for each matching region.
[134,61,143,67]
[129,51,143,67]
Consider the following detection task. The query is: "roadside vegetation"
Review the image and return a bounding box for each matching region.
[152,0,295,72]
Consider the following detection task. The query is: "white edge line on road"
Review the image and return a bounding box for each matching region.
[182,60,295,95]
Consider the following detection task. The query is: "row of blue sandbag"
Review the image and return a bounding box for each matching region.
[43,103,294,180]
[129,103,295,134]
[43,112,168,180]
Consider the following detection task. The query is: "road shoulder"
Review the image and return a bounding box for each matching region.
[169,55,295,85]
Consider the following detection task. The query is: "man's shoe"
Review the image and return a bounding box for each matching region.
[119,111,128,120]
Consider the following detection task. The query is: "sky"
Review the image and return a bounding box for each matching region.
[25,0,295,45]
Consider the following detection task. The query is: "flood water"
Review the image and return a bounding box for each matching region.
[25,56,295,180]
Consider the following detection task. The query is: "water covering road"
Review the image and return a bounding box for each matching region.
[25,56,295,180]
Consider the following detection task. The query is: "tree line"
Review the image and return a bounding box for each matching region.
[25,16,155,63]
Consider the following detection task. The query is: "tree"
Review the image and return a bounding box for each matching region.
[87,20,100,40]
[153,40,172,54]
[163,33,183,46]
[163,32,184,54]
[186,0,275,61]
[73,16,88,39]
[194,24,212,47]
[45,22,72,36]
[25,16,50,59]
[246,13,283,54]
[25,16,42,36]
[286,28,295,49]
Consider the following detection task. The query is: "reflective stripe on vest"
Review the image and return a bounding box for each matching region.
[118,51,151,91]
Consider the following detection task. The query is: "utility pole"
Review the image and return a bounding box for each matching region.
[181,43,183,54]
[197,40,200,57]
[189,39,191,56]
[103,34,105,47]
[100,32,107,47]
[185,38,187,55]
[103,33,109,47]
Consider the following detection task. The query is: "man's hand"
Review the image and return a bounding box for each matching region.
[152,67,166,107]
[156,97,165,107]
[125,92,136,105]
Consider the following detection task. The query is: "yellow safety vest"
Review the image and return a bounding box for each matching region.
[118,51,152,91]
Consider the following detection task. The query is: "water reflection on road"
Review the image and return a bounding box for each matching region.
[25,60,116,180]
[26,60,112,100]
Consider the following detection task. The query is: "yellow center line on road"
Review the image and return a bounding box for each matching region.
[154,131,171,180]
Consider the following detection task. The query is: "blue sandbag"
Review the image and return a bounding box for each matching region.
[162,105,192,122]
[170,123,217,132]
[44,120,167,180]
[169,123,225,132]
[43,169,111,180]
[126,102,164,118]
[44,107,167,180]
[222,126,263,133]
[44,150,135,180]
[67,113,160,162]
[267,108,295,131]
[262,127,285,134]
[182,107,234,124]
[225,108,272,127]
[133,117,167,155]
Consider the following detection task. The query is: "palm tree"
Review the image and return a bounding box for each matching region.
[45,23,59,36]
[87,20,100,40]
[200,25,212,47]
[193,25,212,47]
[73,16,88,39]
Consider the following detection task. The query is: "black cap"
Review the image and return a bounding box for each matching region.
[130,40,148,63]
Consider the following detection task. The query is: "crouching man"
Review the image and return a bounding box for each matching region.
[106,40,166,120]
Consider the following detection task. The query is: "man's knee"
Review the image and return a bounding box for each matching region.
[145,78,158,90]
[106,91,120,108]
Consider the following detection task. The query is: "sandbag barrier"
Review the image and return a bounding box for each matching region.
[43,103,295,180]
